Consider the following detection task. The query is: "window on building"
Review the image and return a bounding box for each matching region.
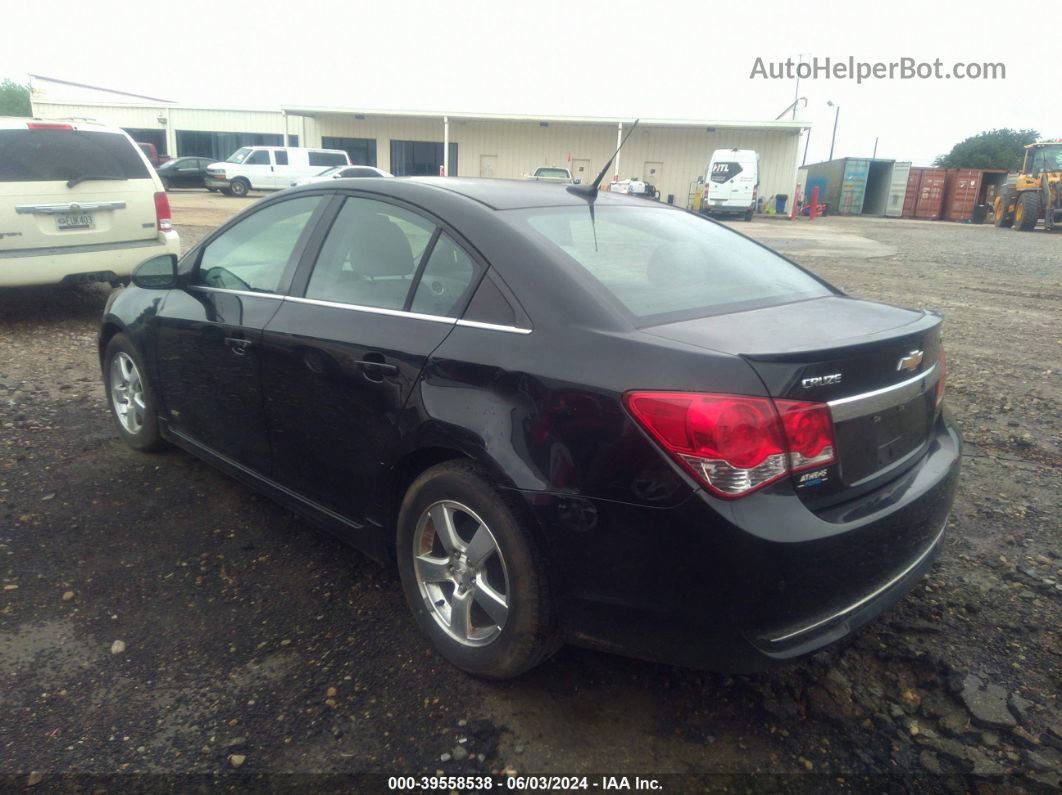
[175,130,283,161]
[389,140,459,177]
[322,136,377,167]
[286,134,299,147]
[122,128,166,155]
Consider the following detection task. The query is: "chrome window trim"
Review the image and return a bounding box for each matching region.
[283,295,458,325]
[827,363,938,422]
[16,201,127,214]
[185,287,533,333]
[455,319,533,335]
[767,516,948,643]
[189,285,283,300]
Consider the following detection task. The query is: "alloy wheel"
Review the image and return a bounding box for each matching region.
[110,352,146,434]
[412,500,510,647]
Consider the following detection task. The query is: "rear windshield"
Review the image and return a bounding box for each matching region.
[0,129,149,182]
[535,168,570,178]
[512,206,833,324]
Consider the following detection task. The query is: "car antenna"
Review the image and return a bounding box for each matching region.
[566,119,640,251]
[567,119,640,201]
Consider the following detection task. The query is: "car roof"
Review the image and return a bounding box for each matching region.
[0,116,123,133]
[398,177,666,210]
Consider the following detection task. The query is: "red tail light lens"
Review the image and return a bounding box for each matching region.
[153,191,172,232]
[935,350,946,408]
[775,400,835,471]
[625,392,836,499]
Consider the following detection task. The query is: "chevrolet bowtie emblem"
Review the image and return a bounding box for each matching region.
[897,350,924,372]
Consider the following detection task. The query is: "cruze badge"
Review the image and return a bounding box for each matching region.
[802,373,842,388]
[896,350,924,372]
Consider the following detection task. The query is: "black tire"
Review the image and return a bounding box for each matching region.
[229,178,250,198]
[743,208,754,222]
[994,189,1014,228]
[102,333,165,452]
[1015,191,1040,231]
[396,461,557,679]
[207,187,218,193]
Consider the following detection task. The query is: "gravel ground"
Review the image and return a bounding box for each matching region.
[0,203,1059,791]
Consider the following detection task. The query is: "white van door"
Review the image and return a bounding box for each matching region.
[707,157,755,209]
[269,149,292,188]
[241,149,274,190]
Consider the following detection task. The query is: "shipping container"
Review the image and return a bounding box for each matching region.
[942,169,983,222]
[803,157,903,216]
[884,161,912,217]
[902,166,924,217]
[913,168,947,219]
[837,158,870,214]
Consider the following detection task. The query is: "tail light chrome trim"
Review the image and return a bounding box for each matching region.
[827,363,938,422]
[16,202,127,214]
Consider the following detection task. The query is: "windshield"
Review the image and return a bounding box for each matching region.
[0,129,149,182]
[1039,145,1062,171]
[316,166,342,176]
[226,147,252,164]
[535,168,570,178]
[512,206,833,324]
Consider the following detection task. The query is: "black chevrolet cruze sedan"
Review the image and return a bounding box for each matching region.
[99,177,960,679]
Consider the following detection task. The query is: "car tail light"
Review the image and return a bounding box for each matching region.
[935,350,946,408]
[154,191,172,232]
[624,392,836,499]
[27,122,73,130]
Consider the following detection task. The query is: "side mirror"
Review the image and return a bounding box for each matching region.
[131,254,178,289]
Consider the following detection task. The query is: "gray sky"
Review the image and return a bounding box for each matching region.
[5,0,1052,165]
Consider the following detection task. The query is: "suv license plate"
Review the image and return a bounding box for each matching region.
[57,214,94,230]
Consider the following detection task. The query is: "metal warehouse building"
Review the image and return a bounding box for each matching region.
[29,75,809,210]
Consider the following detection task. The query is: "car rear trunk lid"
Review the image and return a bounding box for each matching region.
[645,296,944,502]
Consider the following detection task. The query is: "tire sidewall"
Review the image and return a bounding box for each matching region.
[230,179,249,197]
[396,463,551,679]
[103,333,161,451]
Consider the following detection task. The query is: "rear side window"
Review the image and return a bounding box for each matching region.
[195,196,323,293]
[309,151,347,167]
[274,150,289,165]
[0,129,150,182]
[305,197,435,310]
[409,234,481,318]
[515,206,832,324]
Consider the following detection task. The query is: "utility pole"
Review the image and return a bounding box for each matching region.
[827,101,841,161]
[792,54,804,119]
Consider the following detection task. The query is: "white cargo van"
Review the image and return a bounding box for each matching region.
[205,146,351,197]
[0,117,179,287]
[702,149,759,221]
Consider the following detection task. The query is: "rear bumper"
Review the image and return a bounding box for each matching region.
[514,413,961,672]
[0,232,180,287]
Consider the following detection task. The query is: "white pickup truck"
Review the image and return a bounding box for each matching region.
[525,167,576,184]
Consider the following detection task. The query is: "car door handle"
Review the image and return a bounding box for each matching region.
[356,357,398,376]
[225,337,253,356]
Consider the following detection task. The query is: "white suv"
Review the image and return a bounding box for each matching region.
[0,118,180,287]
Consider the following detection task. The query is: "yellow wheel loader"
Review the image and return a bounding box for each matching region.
[994,141,1062,231]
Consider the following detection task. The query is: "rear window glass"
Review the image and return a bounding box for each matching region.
[513,206,832,324]
[0,129,149,182]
